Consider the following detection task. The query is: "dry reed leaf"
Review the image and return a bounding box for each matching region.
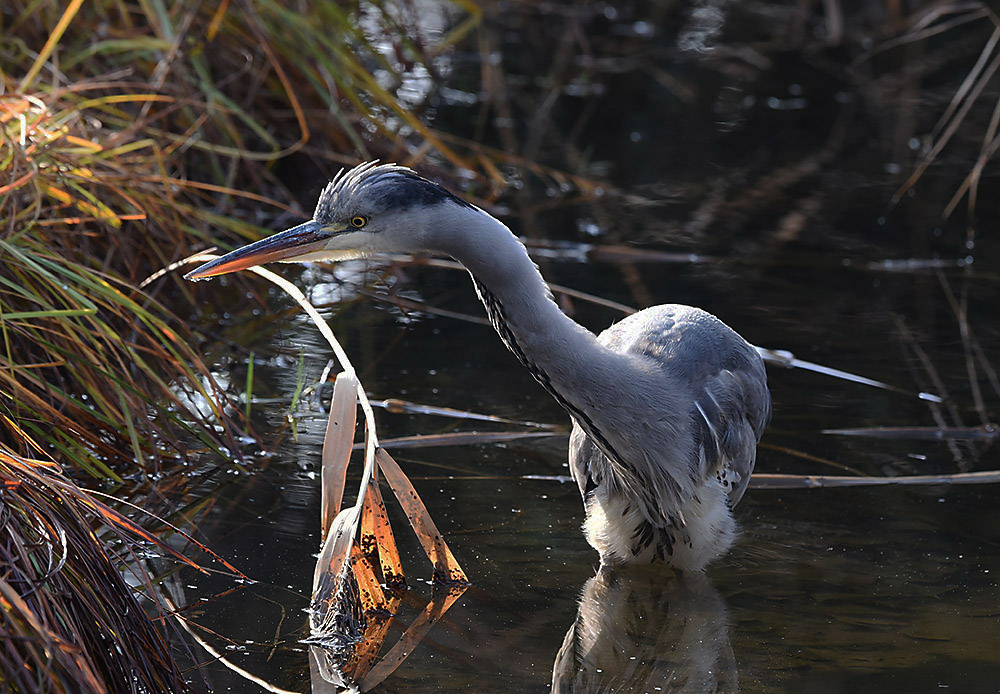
[375,448,468,584]
[372,396,558,429]
[348,589,402,682]
[341,547,405,682]
[310,581,467,692]
[362,429,559,450]
[348,617,395,686]
[179,253,470,686]
[823,425,997,440]
[228,262,467,583]
[751,470,1000,488]
[360,475,404,587]
[322,371,359,530]
[310,428,467,688]
[350,545,387,614]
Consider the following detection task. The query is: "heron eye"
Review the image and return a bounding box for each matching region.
[350,215,368,228]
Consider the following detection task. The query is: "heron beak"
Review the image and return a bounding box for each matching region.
[184,221,336,280]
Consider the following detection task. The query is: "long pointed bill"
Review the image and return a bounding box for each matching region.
[185,221,334,280]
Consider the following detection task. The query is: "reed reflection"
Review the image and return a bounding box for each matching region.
[308,583,468,693]
[552,566,736,694]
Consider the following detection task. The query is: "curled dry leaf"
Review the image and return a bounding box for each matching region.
[375,448,468,585]
[322,372,359,529]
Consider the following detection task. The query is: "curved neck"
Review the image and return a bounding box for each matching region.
[429,205,614,407]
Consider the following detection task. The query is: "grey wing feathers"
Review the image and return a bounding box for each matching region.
[599,304,771,507]
[693,364,770,505]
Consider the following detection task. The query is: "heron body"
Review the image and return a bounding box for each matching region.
[187,162,771,571]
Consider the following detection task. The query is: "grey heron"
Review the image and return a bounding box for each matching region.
[186,162,771,571]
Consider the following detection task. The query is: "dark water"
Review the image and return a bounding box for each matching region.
[176,2,1000,692]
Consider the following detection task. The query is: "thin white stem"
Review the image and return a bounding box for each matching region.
[173,256,379,567]
[245,266,379,598]
[247,265,379,451]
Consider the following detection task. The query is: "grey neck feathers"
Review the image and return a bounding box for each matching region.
[428,204,637,467]
[430,204,602,384]
[425,202,688,521]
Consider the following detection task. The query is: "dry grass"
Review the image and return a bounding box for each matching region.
[1,1,487,689]
[0,436,196,694]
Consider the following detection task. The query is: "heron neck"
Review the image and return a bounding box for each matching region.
[434,207,612,398]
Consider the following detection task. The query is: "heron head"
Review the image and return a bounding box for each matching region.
[185,162,477,280]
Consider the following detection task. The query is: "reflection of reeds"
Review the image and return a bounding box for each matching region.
[879,3,1000,220]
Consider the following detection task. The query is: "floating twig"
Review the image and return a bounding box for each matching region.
[354,430,562,450]
[823,425,998,440]
[751,470,1000,488]
[756,347,943,403]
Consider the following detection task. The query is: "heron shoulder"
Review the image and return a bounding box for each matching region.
[597,303,771,505]
[597,304,764,391]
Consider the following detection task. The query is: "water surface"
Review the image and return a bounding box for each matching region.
[176,2,1000,691]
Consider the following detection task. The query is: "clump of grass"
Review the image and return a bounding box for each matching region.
[0,0,490,690]
[860,2,1000,230]
[0,87,254,474]
[0,0,499,476]
[1,8,258,474]
[0,438,194,694]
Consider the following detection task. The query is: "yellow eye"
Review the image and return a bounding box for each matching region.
[350,215,368,228]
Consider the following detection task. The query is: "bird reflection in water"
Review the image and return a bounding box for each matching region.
[552,567,736,694]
